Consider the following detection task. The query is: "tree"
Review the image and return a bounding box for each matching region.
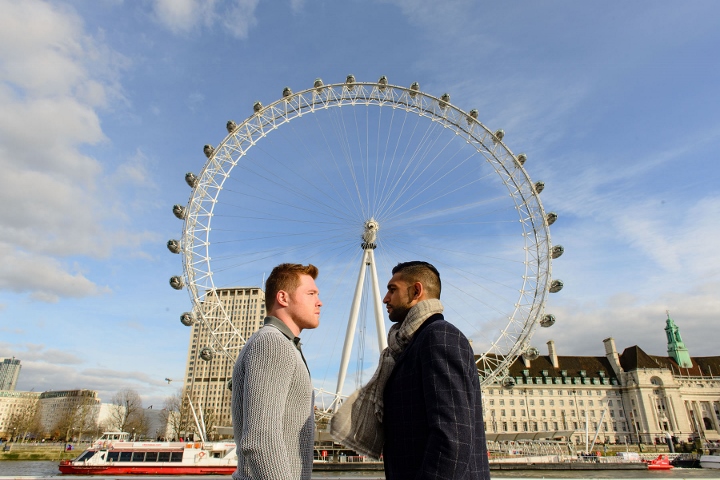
[161,391,195,441]
[51,394,100,442]
[202,407,218,441]
[6,398,40,442]
[107,389,146,437]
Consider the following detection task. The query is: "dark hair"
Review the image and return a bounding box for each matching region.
[265,263,319,311]
[391,261,441,299]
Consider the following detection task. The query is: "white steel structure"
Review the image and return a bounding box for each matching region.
[168,77,563,412]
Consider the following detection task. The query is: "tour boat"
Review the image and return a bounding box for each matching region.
[59,432,237,475]
[646,454,674,470]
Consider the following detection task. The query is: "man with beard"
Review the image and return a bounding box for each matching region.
[329,261,489,480]
[380,261,489,479]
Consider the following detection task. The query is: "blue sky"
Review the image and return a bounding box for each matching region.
[1,0,719,408]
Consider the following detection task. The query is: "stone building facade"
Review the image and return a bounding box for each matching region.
[0,390,41,440]
[38,389,101,437]
[481,314,720,445]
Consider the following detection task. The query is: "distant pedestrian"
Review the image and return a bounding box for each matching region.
[331,261,490,479]
[231,263,322,480]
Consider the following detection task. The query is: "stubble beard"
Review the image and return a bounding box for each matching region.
[388,305,410,323]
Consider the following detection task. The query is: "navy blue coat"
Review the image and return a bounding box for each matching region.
[383,314,490,480]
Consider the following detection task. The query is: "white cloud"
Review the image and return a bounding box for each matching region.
[152,0,259,38]
[0,244,109,301]
[533,280,720,358]
[220,0,260,38]
[152,0,206,34]
[0,342,181,406]
[0,0,156,301]
[289,0,304,13]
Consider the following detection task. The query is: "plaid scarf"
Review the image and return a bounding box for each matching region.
[329,299,444,458]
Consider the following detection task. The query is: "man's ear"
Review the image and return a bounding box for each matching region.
[412,282,423,300]
[276,290,290,307]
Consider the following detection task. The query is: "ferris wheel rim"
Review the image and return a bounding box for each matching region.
[178,78,555,389]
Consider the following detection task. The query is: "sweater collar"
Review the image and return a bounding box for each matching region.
[264,316,298,343]
[264,316,308,373]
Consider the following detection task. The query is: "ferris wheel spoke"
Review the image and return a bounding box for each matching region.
[223,154,362,224]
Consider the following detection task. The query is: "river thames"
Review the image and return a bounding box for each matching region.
[2,461,720,479]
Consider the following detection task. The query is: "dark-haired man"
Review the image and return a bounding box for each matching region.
[382,261,489,479]
[231,263,321,480]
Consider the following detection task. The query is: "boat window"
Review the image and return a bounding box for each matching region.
[158,452,171,462]
[120,452,132,462]
[107,451,119,462]
[132,452,145,462]
[171,451,184,462]
[77,451,95,462]
[144,452,159,462]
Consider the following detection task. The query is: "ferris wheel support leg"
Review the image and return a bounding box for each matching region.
[367,249,388,351]
[335,249,371,406]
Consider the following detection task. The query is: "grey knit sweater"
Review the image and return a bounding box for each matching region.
[231,319,315,480]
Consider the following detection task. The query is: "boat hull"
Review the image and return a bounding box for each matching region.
[59,461,236,475]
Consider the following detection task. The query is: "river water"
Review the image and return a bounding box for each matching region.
[2,461,720,479]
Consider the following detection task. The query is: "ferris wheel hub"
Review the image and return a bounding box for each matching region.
[361,218,379,249]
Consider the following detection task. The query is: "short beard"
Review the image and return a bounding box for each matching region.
[388,286,415,323]
[388,305,411,323]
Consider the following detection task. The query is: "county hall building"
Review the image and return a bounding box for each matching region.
[481,314,720,445]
